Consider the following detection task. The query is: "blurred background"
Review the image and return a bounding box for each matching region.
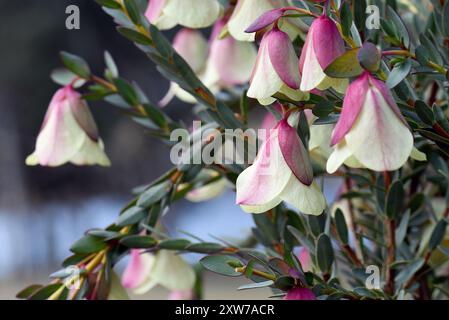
[0,0,344,299]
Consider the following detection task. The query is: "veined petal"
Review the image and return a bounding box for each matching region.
[70,138,111,167]
[163,0,222,29]
[300,38,326,92]
[145,0,176,30]
[268,28,300,89]
[67,89,99,142]
[345,87,413,171]
[148,250,196,291]
[122,250,155,290]
[326,140,353,174]
[228,0,278,41]
[34,95,86,166]
[247,34,283,102]
[278,119,313,185]
[173,29,208,73]
[331,73,369,146]
[236,129,292,213]
[210,24,257,85]
[280,179,326,216]
[312,16,346,70]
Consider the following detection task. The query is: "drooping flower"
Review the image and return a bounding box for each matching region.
[145,0,222,30]
[247,27,308,105]
[26,85,110,167]
[297,247,312,272]
[122,249,195,294]
[161,21,257,106]
[327,72,415,173]
[185,169,228,202]
[299,15,348,93]
[229,0,303,42]
[284,287,316,300]
[236,114,326,215]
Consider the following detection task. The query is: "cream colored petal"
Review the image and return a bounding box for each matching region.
[70,138,111,167]
[164,0,222,29]
[34,99,86,167]
[280,179,326,215]
[326,140,353,174]
[186,178,228,202]
[149,250,196,291]
[247,39,283,102]
[410,147,427,161]
[300,42,326,92]
[228,0,276,41]
[345,88,413,171]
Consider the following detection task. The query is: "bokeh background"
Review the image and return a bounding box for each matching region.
[0,0,345,299]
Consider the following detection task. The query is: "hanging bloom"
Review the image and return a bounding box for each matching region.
[185,169,228,202]
[327,72,415,173]
[161,21,257,106]
[299,15,348,93]
[298,247,312,272]
[122,249,195,294]
[228,0,303,42]
[284,288,316,300]
[304,110,334,167]
[236,115,326,215]
[145,0,222,30]
[26,85,110,167]
[247,27,308,105]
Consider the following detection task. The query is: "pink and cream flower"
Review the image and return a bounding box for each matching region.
[299,15,348,94]
[122,249,195,294]
[236,115,326,215]
[26,85,110,167]
[327,72,416,173]
[247,27,308,105]
[145,0,222,30]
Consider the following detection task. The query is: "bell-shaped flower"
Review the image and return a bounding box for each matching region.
[284,288,316,300]
[122,249,195,294]
[229,0,303,42]
[247,27,308,106]
[299,15,348,93]
[26,85,110,167]
[145,0,222,30]
[161,21,257,106]
[327,72,415,173]
[184,169,228,202]
[236,115,326,215]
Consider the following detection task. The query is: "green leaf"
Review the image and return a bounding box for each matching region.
[316,234,334,273]
[443,1,449,37]
[415,100,435,126]
[137,181,171,208]
[50,69,86,88]
[395,210,410,246]
[95,0,122,9]
[312,101,334,118]
[238,280,274,291]
[120,235,157,248]
[186,242,224,254]
[324,49,363,78]
[16,285,43,299]
[113,78,140,107]
[29,284,63,300]
[116,206,146,227]
[142,103,168,128]
[395,258,425,286]
[60,51,91,79]
[70,235,107,254]
[149,24,175,58]
[386,6,410,48]
[340,2,353,37]
[335,209,349,245]
[200,255,243,277]
[158,239,191,250]
[429,220,448,250]
[386,60,411,89]
[274,276,296,291]
[123,0,143,26]
[104,51,119,78]
[385,180,405,219]
[116,27,153,45]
